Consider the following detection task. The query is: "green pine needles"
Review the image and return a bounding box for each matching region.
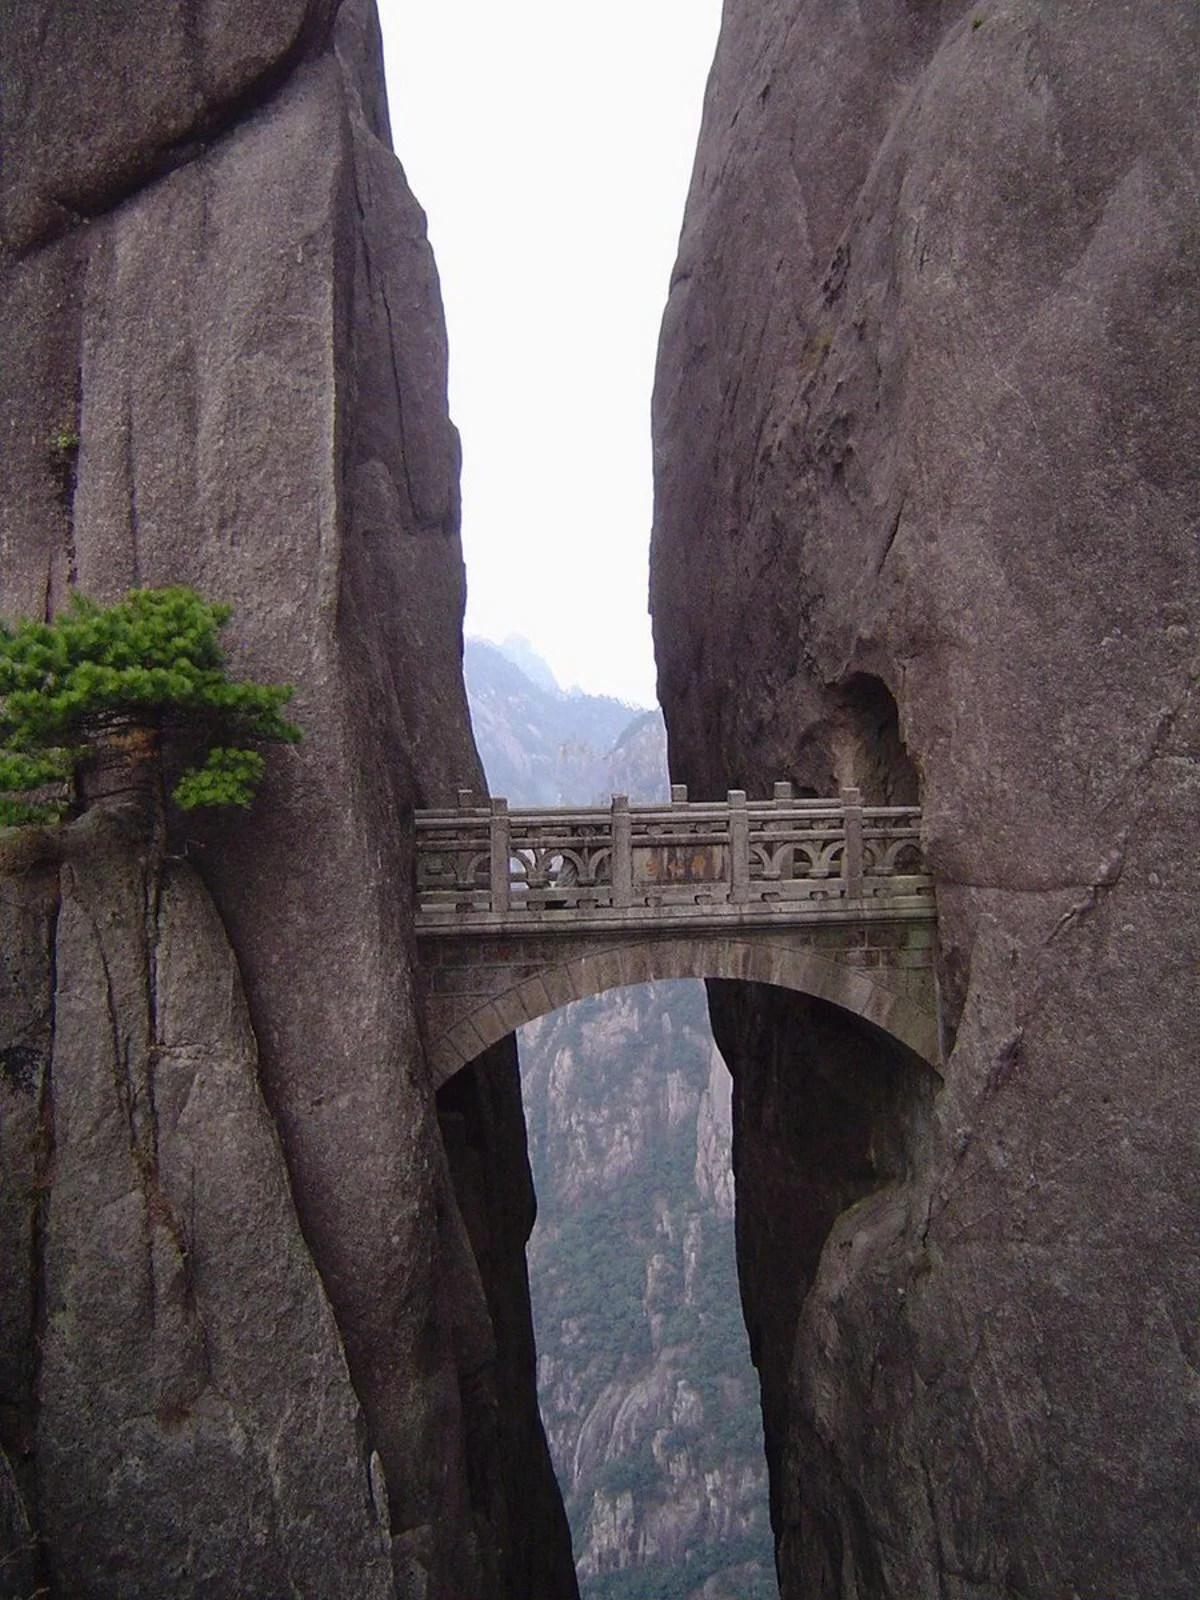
[0,586,300,825]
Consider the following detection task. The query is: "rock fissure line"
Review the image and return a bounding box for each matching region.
[5,14,326,263]
[378,275,423,530]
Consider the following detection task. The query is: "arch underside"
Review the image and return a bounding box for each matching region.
[425,931,939,1085]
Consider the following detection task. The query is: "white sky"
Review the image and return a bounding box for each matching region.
[376,0,722,707]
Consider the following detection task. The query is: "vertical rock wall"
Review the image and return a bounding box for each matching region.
[24,808,394,1599]
[0,2,572,1595]
[652,3,1200,1596]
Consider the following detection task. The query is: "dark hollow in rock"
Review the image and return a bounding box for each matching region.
[0,1046,45,1098]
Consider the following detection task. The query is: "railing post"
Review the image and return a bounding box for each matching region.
[729,789,749,904]
[671,783,688,805]
[773,781,793,804]
[489,797,511,913]
[612,794,632,907]
[457,787,474,810]
[841,786,863,900]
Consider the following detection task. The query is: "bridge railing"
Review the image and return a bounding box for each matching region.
[414,783,931,922]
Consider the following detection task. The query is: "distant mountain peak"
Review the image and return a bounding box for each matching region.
[495,634,561,696]
[464,638,668,805]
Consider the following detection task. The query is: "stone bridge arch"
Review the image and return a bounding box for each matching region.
[419,924,938,1087]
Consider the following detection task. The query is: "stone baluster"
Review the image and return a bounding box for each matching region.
[841,786,864,900]
[457,787,474,810]
[611,794,632,907]
[489,796,511,913]
[671,783,688,804]
[729,789,749,904]
[767,779,793,880]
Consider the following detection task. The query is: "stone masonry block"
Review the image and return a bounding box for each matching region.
[468,1002,507,1048]
[448,1016,488,1062]
[538,967,576,1013]
[491,990,530,1036]
[613,944,657,988]
[516,976,553,1023]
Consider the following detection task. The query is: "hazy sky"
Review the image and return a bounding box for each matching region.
[375,1,722,707]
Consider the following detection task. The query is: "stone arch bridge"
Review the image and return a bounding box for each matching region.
[414,785,939,1086]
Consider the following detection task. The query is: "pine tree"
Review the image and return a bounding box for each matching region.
[0,587,300,824]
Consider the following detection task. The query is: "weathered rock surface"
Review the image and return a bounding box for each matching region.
[29,806,391,1598]
[0,1441,35,1600]
[0,2,571,1594]
[0,0,335,255]
[652,3,1200,1596]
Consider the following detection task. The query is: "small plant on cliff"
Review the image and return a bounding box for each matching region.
[0,586,300,825]
[48,423,80,458]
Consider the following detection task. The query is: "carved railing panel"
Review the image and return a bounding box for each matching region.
[414,784,933,926]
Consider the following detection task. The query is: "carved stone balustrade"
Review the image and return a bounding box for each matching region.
[415,784,932,927]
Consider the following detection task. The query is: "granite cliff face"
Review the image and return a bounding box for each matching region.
[652,4,1200,1597]
[3,804,396,1598]
[0,4,573,1595]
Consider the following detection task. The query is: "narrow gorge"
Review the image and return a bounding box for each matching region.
[463,639,776,1598]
